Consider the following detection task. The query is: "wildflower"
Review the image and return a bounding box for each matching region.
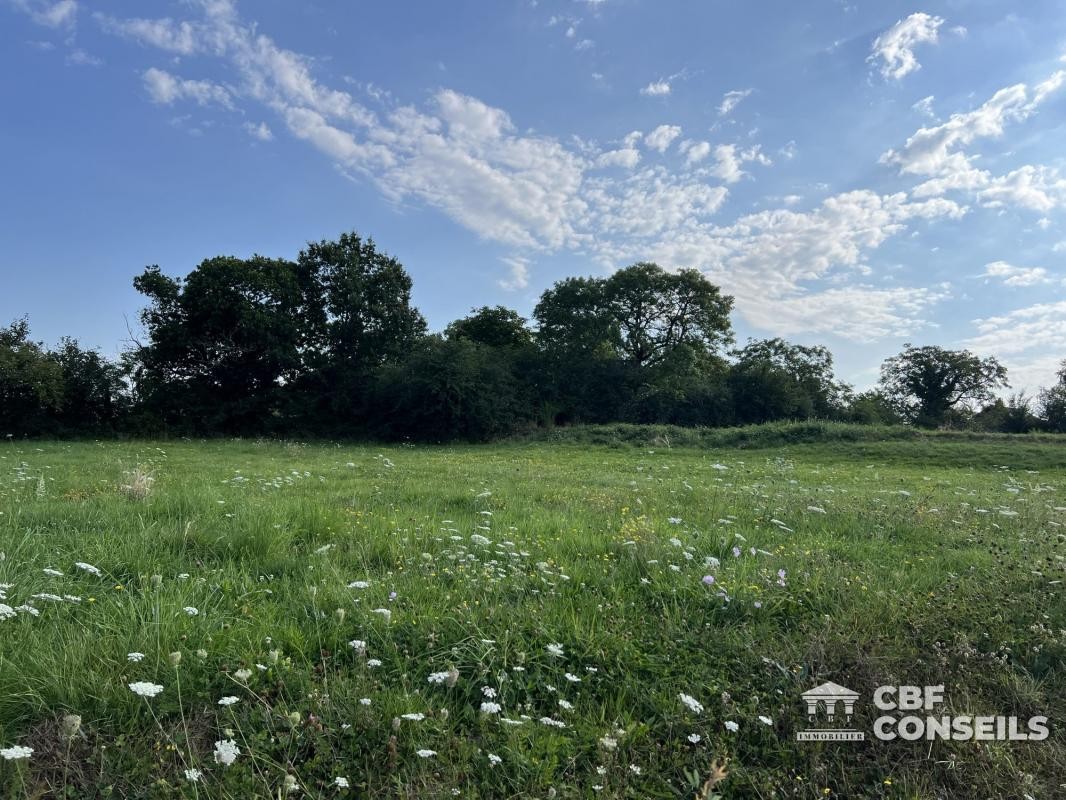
[427,671,451,685]
[43,568,63,577]
[758,715,773,726]
[348,640,367,654]
[359,698,372,706]
[184,769,202,782]
[679,693,703,714]
[564,672,581,683]
[702,575,716,586]
[74,562,102,577]
[1,746,32,760]
[218,696,240,706]
[334,776,350,788]
[599,735,617,750]
[480,701,502,714]
[629,765,642,775]
[688,733,701,743]
[213,739,240,766]
[539,717,567,728]
[234,668,252,681]
[169,651,182,667]
[416,749,437,758]
[61,715,82,738]
[401,712,425,721]
[731,546,741,558]
[558,699,573,710]
[347,581,370,589]
[283,774,299,793]
[0,604,16,621]
[183,607,199,616]
[196,649,208,659]
[127,652,145,663]
[15,605,38,616]
[129,682,164,698]
[372,608,392,622]
[725,720,739,732]
[481,686,497,698]
[807,506,826,514]
[668,517,682,524]
[367,658,382,667]
[488,753,503,766]
[546,643,565,657]
[704,556,720,568]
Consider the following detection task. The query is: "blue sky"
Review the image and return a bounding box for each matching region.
[2,0,1065,391]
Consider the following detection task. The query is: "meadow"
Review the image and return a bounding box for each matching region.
[1,427,1065,798]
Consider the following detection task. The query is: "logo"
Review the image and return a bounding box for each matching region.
[796,682,864,741]
[796,681,1049,743]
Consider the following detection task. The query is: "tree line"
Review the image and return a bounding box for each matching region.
[3,231,1065,440]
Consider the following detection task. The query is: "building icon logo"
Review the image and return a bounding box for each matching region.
[796,681,865,741]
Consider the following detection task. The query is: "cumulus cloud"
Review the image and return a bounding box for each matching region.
[717,88,752,116]
[12,0,78,30]
[640,79,671,96]
[244,121,273,141]
[644,124,681,153]
[498,257,530,291]
[96,14,203,55]
[143,67,233,109]
[709,144,770,183]
[869,12,944,80]
[980,260,1053,287]
[967,301,1066,356]
[884,70,1066,214]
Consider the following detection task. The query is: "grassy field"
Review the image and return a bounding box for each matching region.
[1,430,1065,798]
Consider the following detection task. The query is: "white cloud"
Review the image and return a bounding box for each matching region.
[498,257,530,291]
[980,260,1053,287]
[681,140,711,166]
[244,121,273,141]
[597,146,640,168]
[644,124,681,153]
[967,301,1066,356]
[640,79,671,96]
[13,0,78,30]
[143,67,233,109]
[96,14,203,55]
[709,144,770,183]
[868,12,945,81]
[717,88,752,116]
[912,95,935,118]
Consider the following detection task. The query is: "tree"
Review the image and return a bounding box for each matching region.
[445,306,533,349]
[533,263,734,423]
[846,390,903,426]
[0,319,64,435]
[130,256,308,433]
[728,338,849,424]
[370,336,535,442]
[296,233,427,426]
[1037,361,1066,433]
[51,337,126,432]
[879,344,1008,427]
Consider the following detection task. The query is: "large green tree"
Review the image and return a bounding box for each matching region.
[879,344,1008,427]
[130,256,308,433]
[1038,361,1066,433]
[728,338,849,424]
[533,263,733,423]
[0,319,64,435]
[296,233,426,426]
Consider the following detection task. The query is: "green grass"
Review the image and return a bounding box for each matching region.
[1,427,1065,798]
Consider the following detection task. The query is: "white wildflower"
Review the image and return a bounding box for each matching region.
[679,693,703,714]
[127,652,145,662]
[218,696,240,706]
[129,682,164,698]
[213,738,240,766]
[0,745,32,760]
[74,562,102,576]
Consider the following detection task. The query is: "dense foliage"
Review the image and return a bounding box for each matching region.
[2,232,1063,440]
